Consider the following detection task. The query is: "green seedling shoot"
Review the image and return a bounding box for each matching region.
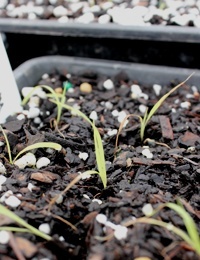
[21,83,107,188]
[0,203,51,241]
[95,200,200,256]
[0,125,61,165]
[115,73,194,153]
[51,100,107,188]
[21,85,66,127]
[124,201,200,256]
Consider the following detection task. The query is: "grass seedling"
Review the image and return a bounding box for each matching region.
[124,201,200,256]
[21,84,107,188]
[95,200,200,256]
[51,100,107,188]
[21,85,66,127]
[0,203,51,241]
[0,125,61,165]
[115,73,194,152]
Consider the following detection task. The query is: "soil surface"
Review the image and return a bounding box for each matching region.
[0,69,200,260]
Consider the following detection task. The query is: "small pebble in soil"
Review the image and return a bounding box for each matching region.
[21,87,46,99]
[41,73,49,79]
[55,194,63,204]
[114,225,128,240]
[89,111,98,121]
[80,82,93,93]
[105,221,117,230]
[186,93,194,99]
[0,231,10,245]
[14,152,36,169]
[96,213,108,224]
[46,148,54,154]
[68,88,75,93]
[83,194,90,200]
[131,84,142,98]
[33,117,42,124]
[28,13,37,20]
[103,79,114,90]
[36,157,51,169]
[139,104,148,114]
[192,85,199,95]
[142,203,154,217]
[98,14,111,24]
[0,141,4,146]
[92,199,102,205]
[117,111,128,126]
[39,223,51,234]
[166,223,174,231]
[78,152,89,161]
[27,183,36,192]
[17,114,26,120]
[107,129,118,136]
[59,236,65,242]
[180,101,191,109]
[142,147,153,159]
[0,162,6,174]
[112,109,119,117]
[104,101,113,110]
[58,16,69,23]
[0,175,7,191]
[28,107,40,119]
[28,96,40,107]
[5,195,21,208]
[187,146,196,153]
[0,190,13,203]
[80,172,91,180]
[0,0,8,9]
[153,84,162,96]
[53,5,68,17]
[21,87,34,98]
[139,92,149,100]
[54,87,63,94]
[76,12,95,23]
[71,104,81,116]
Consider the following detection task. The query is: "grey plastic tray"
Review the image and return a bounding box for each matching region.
[14,56,200,90]
[1,18,200,43]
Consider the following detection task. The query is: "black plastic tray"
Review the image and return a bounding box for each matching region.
[14,55,200,90]
[1,18,200,43]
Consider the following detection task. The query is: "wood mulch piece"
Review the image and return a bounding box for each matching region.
[0,69,200,260]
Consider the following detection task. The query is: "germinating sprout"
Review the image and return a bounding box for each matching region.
[0,203,51,241]
[0,125,62,165]
[21,85,66,126]
[50,99,107,188]
[21,82,107,188]
[125,202,200,256]
[95,200,200,256]
[115,72,194,152]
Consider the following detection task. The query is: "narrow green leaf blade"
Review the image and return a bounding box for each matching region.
[0,204,51,241]
[166,202,200,252]
[13,142,62,162]
[92,123,107,188]
[145,73,194,127]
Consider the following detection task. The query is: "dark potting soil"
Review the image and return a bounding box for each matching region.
[0,69,200,260]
